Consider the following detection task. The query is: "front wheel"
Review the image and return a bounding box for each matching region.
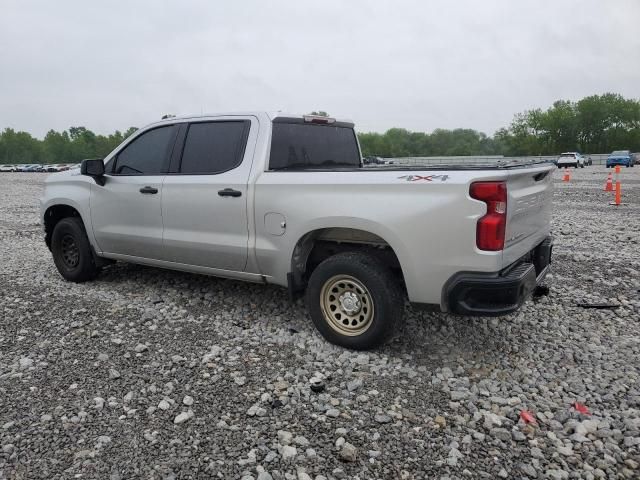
[51,217,100,282]
[305,252,404,350]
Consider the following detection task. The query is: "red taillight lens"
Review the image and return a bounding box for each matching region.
[470,181,507,251]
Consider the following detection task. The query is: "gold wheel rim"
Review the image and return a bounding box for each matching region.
[320,275,374,336]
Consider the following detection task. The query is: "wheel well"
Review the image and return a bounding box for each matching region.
[289,228,406,297]
[44,205,82,249]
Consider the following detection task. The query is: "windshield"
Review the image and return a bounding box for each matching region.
[611,150,629,156]
[269,123,361,170]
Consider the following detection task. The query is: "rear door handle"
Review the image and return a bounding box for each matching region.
[218,188,242,197]
[139,186,158,194]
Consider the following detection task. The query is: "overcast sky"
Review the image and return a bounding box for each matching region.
[1,0,639,138]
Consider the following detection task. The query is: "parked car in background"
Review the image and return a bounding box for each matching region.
[607,150,634,168]
[50,164,72,172]
[585,155,593,166]
[362,156,385,165]
[0,164,17,172]
[556,152,585,168]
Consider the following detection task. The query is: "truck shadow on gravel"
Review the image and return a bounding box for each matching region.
[94,262,511,368]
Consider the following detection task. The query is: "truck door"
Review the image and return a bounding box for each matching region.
[90,125,179,259]
[161,117,255,271]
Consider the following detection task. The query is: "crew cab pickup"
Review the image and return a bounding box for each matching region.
[40,112,553,350]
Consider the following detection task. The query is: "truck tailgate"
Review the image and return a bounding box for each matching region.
[502,165,554,267]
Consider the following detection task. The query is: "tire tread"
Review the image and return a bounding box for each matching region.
[305,251,404,350]
[51,217,99,282]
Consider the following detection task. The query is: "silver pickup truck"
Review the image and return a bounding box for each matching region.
[40,112,553,349]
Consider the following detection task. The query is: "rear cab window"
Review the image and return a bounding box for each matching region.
[269,119,361,170]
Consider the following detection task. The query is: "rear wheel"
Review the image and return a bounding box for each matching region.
[51,217,99,282]
[305,252,404,350]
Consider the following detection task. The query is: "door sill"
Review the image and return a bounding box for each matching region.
[99,252,268,283]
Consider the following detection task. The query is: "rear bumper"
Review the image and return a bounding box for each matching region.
[444,236,553,316]
[607,160,630,167]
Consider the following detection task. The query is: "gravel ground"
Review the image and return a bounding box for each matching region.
[1,167,639,480]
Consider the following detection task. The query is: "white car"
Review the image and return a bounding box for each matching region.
[0,164,16,172]
[556,152,585,168]
[40,112,554,349]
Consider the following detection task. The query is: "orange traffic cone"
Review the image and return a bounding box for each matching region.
[610,165,623,206]
[614,180,622,205]
[562,170,571,182]
[604,173,613,191]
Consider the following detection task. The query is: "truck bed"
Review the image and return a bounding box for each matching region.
[362,159,555,171]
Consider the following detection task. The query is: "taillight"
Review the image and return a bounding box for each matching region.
[470,181,507,251]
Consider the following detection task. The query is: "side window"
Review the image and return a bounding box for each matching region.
[179,121,249,174]
[112,126,177,175]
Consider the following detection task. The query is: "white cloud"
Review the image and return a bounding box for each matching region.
[1,0,639,137]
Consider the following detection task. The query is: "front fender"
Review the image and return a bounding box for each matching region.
[40,172,97,251]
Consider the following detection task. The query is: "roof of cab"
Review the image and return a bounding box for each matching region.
[143,112,354,129]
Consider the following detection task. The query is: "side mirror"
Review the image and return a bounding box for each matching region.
[80,158,105,185]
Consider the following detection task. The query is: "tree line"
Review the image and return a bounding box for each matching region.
[1,93,639,164]
[0,126,138,165]
[358,93,640,157]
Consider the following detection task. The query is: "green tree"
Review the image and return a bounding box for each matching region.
[43,130,71,164]
[500,93,640,155]
[0,128,42,164]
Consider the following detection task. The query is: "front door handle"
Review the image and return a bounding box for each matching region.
[139,186,158,194]
[218,188,242,198]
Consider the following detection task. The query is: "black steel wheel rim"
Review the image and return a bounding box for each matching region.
[61,234,80,268]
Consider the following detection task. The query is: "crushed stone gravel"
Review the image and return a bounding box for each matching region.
[0,167,639,479]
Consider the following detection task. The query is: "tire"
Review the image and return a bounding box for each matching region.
[305,252,404,350]
[51,217,99,282]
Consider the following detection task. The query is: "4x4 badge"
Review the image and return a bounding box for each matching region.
[398,174,449,182]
